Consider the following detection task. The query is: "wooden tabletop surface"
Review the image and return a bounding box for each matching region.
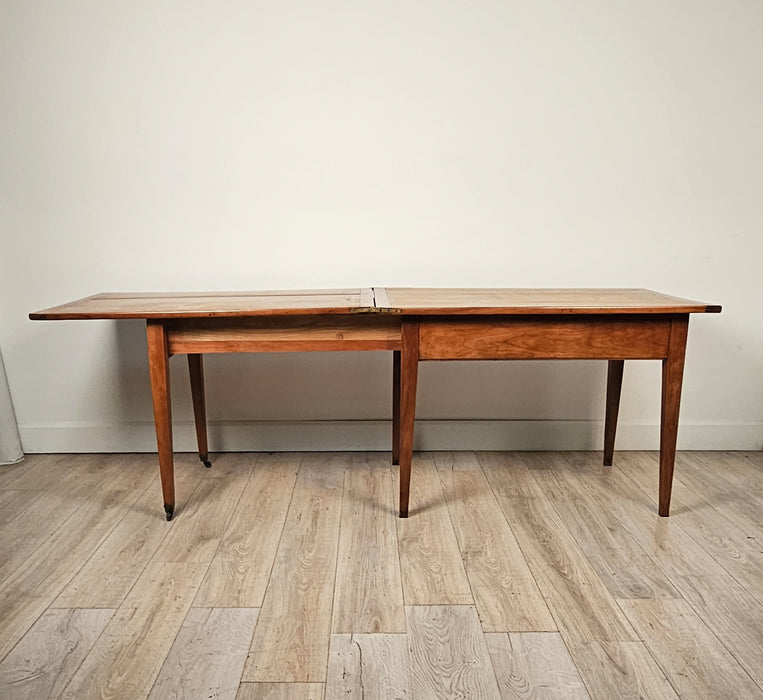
[379,288,722,315]
[29,289,375,320]
[30,288,721,320]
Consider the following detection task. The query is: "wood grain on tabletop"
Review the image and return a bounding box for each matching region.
[30,287,722,319]
[29,289,376,319]
[380,287,721,314]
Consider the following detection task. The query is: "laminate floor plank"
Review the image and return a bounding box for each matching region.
[515,451,566,472]
[0,460,30,491]
[52,472,197,608]
[237,683,325,699]
[407,605,500,700]
[395,455,472,605]
[616,452,763,601]
[439,470,556,632]
[0,490,44,529]
[0,608,114,700]
[332,455,405,634]
[667,574,763,688]
[56,453,158,497]
[618,598,763,699]
[561,452,733,581]
[485,632,589,700]
[152,466,252,564]
[671,453,763,540]
[686,451,763,505]
[148,607,259,699]
[568,641,678,700]
[0,451,759,699]
[0,491,86,588]
[479,452,638,644]
[194,455,299,607]
[0,487,141,660]
[59,561,209,699]
[531,457,681,600]
[0,455,156,590]
[660,453,763,540]
[243,454,344,683]
[0,454,75,491]
[432,450,482,471]
[325,633,410,700]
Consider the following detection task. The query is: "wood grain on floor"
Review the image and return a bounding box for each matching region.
[0,450,760,699]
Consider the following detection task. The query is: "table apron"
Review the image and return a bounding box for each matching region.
[166,315,402,354]
[418,315,679,360]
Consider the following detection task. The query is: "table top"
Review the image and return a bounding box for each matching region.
[29,289,375,319]
[379,288,722,315]
[30,288,721,320]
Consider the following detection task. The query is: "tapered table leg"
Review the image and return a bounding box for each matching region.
[398,322,419,517]
[392,350,401,466]
[603,360,625,466]
[188,354,212,468]
[659,316,689,517]
[147,321,175,521]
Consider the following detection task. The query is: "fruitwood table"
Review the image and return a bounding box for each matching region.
[31,288,720,520]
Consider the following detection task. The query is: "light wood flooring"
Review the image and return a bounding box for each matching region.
[0,450,761,699]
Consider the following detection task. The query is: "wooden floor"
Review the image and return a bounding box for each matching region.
[0,450,761,699]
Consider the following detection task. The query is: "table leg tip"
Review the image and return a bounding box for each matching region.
[200,455,212,468]
[164,505,174,521]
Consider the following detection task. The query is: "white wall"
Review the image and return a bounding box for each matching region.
[1,0,761,453]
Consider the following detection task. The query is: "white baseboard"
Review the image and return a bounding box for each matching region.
[17,419,763,453]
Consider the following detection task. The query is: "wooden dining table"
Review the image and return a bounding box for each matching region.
[30,288,720,521]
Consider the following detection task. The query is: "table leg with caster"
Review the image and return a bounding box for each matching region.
[188,353,212,468]
[147,320,175,521]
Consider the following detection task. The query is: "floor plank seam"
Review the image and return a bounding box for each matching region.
[2,451,761,699]
[238,456,300,683]
[614,456,763,606]
[60,607,119,699]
